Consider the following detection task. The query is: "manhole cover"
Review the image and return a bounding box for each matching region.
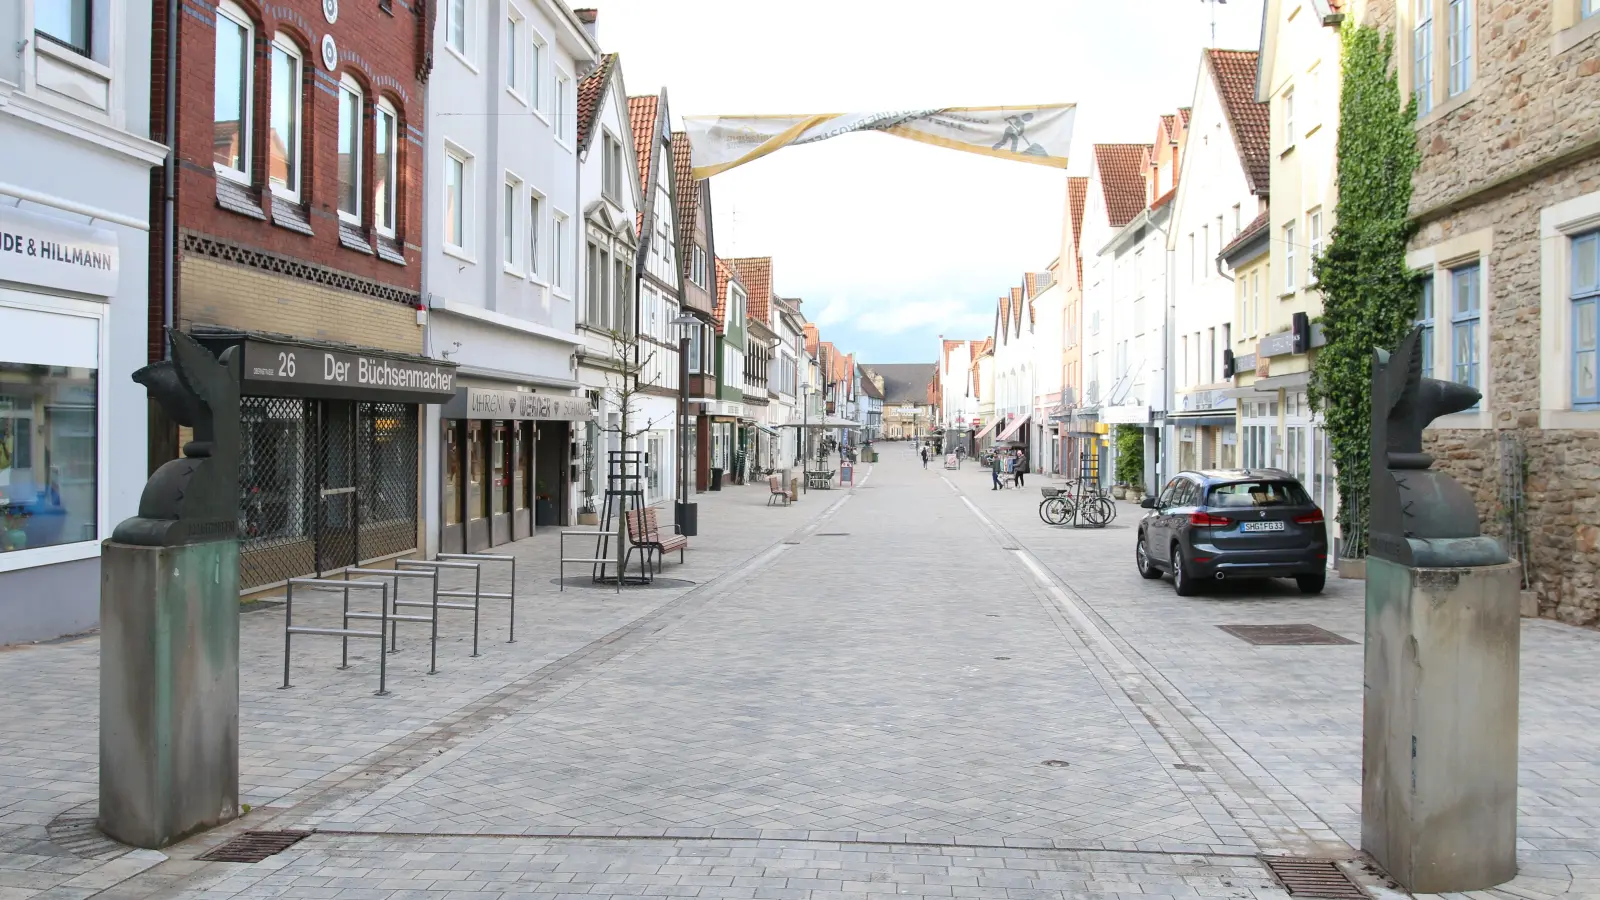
[1040,760,1070,768]
[1260,858,1366,898]
[548,576,697,590]
[1218,624,1355,646]
[197,830,312,863]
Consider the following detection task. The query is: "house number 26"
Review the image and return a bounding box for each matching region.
[277,352,297,377]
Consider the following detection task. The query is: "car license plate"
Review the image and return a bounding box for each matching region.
[1241,521,1285,532]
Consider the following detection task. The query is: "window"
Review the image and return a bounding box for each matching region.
[444,150,466,250]
[1201,226,1208,276]
[1232,204,1242,238]
[687,324,703,374]
[445,0,466,56]
[585,243,608,326]
[527,193,542,276]
[1587,0,1597,18]
[35,0,90,55]
[555,72,572,143]
[529,36,545,110]
[373,101,398,236]
[552,212,569,291]
[614,258,631,333]
[1207,327,1216,383]
[1417,275,1436,376]
[1188,233,1196,282]
[212,3,253,181]
[268,37,303,200]
[1414,0,1434,114]
[1447,0,1473,96]
[1283,223,1297,292]
[0,359,98,555]
[1216,216,1225,257]
[504,11,521,92]
[1282,87,1295,147]
[1572,232,1599,408]
[337,79,363,224]
[1308,209,1323,274]
[1450,262,1482,394]
[502,178,518,267]
[603,133,623,201]
[691,245,708,289]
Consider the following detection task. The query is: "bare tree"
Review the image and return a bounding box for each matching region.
[594,327,670,582]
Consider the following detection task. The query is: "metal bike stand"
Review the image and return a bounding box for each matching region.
[437,553,517,642]
[559,531,621,593]
[283,578,391,696]
[344,567,440,674]
[396,559,483,656]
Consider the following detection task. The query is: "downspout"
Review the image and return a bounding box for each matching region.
[162,0,177,358]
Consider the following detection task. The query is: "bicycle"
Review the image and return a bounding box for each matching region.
[1039,494,1075,525]
[1078,495,1117,526]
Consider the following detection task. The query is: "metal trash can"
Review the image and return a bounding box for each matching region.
[709,467,723,491]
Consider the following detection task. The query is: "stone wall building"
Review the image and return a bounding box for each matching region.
[1368,0,1600,625]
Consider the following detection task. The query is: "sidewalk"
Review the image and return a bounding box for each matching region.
[956,466,1600,897]
[0,479,851,900]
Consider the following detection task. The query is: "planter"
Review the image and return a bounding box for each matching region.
[1335,557,1366,580]
[1112,485,1127,500]
[577,510,599,526]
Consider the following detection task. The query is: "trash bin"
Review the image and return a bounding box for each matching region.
[709,467,723,491]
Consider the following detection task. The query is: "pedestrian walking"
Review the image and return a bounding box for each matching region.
[991,449,1004,490]
[1015,449,1028,488]
[920,445,929,469]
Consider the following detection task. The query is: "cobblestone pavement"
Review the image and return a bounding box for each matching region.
[2,449,1598,900]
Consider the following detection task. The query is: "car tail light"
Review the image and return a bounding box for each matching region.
[1294,510,1325,525]
[1189,511,1231,527]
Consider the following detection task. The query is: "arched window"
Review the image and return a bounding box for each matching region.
[373,98,399,236]
[337,76,364,224]
[268,33,304,201]
[213,1,255,183]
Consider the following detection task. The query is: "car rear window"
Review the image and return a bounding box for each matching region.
[1206,480,1311,508]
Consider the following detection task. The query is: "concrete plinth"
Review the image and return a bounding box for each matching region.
[98,540,240,849]
[1363,558,1521,893]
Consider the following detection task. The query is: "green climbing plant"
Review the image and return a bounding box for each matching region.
[1308,19,1424,558]
[1114,424,1144,486]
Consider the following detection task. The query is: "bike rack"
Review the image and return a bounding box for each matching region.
[396,559,483,656]
[436,553,517,643]
[558,531,622,593]
[344,567,440,675]
[282,578,391,696]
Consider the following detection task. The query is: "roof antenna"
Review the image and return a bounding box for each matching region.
[1201,0,1225,48]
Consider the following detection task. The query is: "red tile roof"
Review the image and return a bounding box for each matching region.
[576,53,616,152]
[1010,286,1024,332]
[726,258,772,325]
[804,323,819,355]
[1178,107,1192,128]
[1219,209,1271,260]
[713,256,736,334]
[997,295,1010,337]
[671,132,699,287]
[1067,176,1089,281]
[1206,49,1270,195]
[1159,114,1178,144]
[628,95,658,231]
[1093,144,1152,228]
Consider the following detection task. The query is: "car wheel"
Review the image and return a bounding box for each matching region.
[1296,572,1327,595]
[1171,545,1198,597]
[1136,534,1162,579]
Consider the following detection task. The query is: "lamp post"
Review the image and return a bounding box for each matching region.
[671,312,699,536]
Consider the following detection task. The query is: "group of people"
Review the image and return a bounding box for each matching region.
[990,447,1029,489]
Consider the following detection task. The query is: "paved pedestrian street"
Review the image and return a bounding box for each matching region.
[3,449,1600,900]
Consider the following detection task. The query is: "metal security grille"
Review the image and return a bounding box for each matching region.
[238,397,418,591]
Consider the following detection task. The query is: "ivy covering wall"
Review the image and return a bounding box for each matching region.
[1307,19,1423,557]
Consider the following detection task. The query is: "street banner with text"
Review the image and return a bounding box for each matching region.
[684,104,1076,179]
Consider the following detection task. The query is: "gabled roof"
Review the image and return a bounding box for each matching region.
[1178,107,1192,128]
[1206,48,1271,195]
[1159,114,1179,144]
[1067,176,1089,281]
[671,132,699,281]
[858,367,884,400]
[1010,286,1024,333]
[867,363,937,404]
[804,323,819,355]
[713,256,739,334]
[627,95,661,235]
[997,294,1011,341]
[1093,144,1153,228]
[726,258,773,324]
[576,53,617,151]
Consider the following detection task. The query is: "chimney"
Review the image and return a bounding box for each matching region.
[574,8,598,40]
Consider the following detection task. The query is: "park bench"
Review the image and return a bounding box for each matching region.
[624,507,689,576]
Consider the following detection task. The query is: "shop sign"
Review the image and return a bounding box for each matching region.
[1180,390,1228,412]
[0,206,119,296]
[449,386,591,421]
[241,341,456,399]
[1100,404,1151,425]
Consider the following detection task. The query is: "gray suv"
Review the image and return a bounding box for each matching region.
[1136,468,1328,596]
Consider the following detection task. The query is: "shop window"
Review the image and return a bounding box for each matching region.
[1,363,98,555]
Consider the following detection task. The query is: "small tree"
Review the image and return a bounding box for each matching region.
[1114,424,1144,486]
[1308,20,1423,558]
[596,327,670,582]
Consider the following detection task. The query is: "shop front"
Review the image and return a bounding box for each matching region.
[1169,389,1238,472]
[704,400,743,490]
[191,328,457,593]
[438,385,590,553]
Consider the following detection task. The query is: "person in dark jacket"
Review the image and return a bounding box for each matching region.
[920,445,929,468]
[1014,449,1028,487]
[991,451,1004,490]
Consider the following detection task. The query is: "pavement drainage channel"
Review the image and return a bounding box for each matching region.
[196,830,313,863]
[1258,857,1368,898]
[548,576,698,590]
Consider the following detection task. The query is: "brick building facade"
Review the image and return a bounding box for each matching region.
[1367,0,1600,624]
[151,0,454,592]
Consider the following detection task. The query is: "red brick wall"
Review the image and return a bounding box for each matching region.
[149,0,433,362]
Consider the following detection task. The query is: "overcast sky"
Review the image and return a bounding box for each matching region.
[589,0,1266,364]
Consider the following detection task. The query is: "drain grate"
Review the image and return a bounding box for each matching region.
[1040,759,1070,768]
[197,830,312,863]
[1260,858,1366,898]
[1219,624,1355,646]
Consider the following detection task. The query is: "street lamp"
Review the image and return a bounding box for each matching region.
[671,311,699,536]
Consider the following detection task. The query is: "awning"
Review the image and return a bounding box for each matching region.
[1168,415,1234,428]
[973,418,1002,441]
[751,423,779,437]
[775,415,860,429]
[997,415,1031,442]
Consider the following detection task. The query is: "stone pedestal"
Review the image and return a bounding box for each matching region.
[1363,558,1521,893]
[99,540,240,849]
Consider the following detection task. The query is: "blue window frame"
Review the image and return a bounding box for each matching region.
[1417,275,1435,376]
[1573,232,1600,409]
[1450,263,1481,403]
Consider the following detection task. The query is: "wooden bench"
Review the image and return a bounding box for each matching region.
[768,473,791,506]
[624,507,689,576]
